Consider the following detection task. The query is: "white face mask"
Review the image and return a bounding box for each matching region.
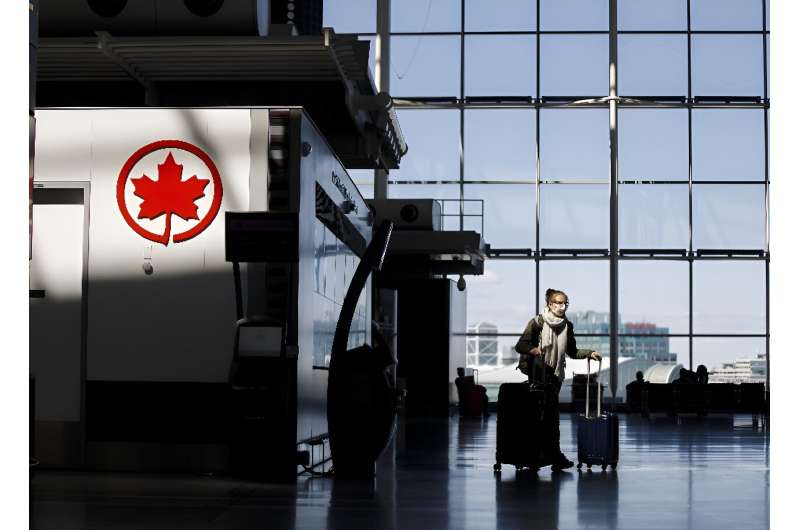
[550,302,568,316]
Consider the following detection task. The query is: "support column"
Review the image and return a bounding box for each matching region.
[374,0,391,199]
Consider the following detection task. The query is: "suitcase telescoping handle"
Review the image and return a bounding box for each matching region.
[586,357,603,418]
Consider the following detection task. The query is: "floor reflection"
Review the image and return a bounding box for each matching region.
[495,470,575,530]
[31,413,768,530]
[575,470,618,528]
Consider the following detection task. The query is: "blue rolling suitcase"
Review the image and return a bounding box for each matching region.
[577,358,619,471]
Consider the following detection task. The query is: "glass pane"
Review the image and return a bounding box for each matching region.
[619,335,680,363]
[393,110,460,180]
[541,35,608,97]
[620,184,689,249]
[620,261,689,334]
[466,260,534,333]
[766,35,770,99]
[540,184,609,249]
[349,169,374,199]
[539,260,609,321]
[464,109,536,181]
[691,0,764,31]
[619,109,688,181]
[562,336,610,402]
[671,338,691,371]
[691,36,764,97]
[465,0,536,32]
[391,0,461,33]
[464,184,536,249]
[465,36,536,97]
[323,0,376,33]
[387,182,459,199]
[540,0,609,31]
[693,338,767,382]
[356,183,374,200]
[693,261,766,334]
[349,168,373,184]
[465,335,528,374]
[692,109,765,181]
[540,109,609,181]
[570,334,610,358]
[693,185,766,250]
[618,36,688,97]
[618,0,687,31]
[391,36,460,97]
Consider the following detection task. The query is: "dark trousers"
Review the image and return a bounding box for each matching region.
[532,361,564,458]
[550,377,563,457]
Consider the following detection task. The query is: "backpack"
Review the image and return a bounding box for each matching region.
[516,314,544,376]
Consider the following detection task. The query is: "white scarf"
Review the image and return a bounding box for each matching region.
[540,309,569,379]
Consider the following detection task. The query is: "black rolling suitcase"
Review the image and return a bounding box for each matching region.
[494,356,557,472]
[577,358,619,471]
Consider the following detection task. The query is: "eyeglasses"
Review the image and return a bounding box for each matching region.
[549,302,569,308]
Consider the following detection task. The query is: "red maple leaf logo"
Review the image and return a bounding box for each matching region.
[131,152,209,245]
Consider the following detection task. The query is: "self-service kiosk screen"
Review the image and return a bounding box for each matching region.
[237,325,284,357]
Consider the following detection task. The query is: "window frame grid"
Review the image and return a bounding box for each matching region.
[373,0,769,391]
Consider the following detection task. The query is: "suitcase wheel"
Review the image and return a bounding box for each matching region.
[611,463,617,470]
[493,463,501,473]
[601,464,607,472]
[587,464,592,470]
[576,462,582,470]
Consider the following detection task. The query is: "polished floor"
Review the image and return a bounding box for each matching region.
[31,414,769,530]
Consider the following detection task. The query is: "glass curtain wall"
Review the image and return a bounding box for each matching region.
[325,0,770,402]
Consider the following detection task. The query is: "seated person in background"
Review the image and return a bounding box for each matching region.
[626,370,647,389]
[455,367,490,417]
[672,368,699,384]
[455,367,467,411]
[626,371,648,411]
[696,365,709,385]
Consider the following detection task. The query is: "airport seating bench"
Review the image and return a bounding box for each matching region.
[627,383,766,419]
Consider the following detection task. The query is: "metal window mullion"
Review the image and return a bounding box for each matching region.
[687,0,694,371]
[376,30,768,37]
[535,0,541,315]
[618,30,767,35]
[762,0,770,253]
[392,100,768,110]
[688,116,694,372]
[374,0,390,199]
[609,0,620,402]
[765,260,770,393]
[459,0,465,230]
[763,0,770,395]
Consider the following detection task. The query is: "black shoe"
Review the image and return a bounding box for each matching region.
[551,454,574,471]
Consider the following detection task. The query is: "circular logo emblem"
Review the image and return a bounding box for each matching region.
[116,140,223,245]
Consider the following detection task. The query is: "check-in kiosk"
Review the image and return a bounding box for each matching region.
[226,212,300,481]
